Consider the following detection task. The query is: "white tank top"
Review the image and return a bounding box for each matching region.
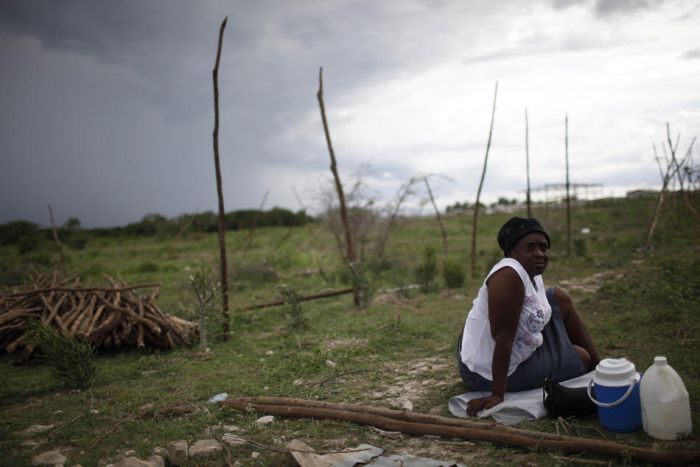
[459,258,552,380]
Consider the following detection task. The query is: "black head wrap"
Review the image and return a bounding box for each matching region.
[497,217,550,255]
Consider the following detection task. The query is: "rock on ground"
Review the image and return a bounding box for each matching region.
[188,439,223,459]
[31,449,66,466]
[166,440,188,466]
[114,457,152,467]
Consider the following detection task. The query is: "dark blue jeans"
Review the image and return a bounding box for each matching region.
[457,287,586,392]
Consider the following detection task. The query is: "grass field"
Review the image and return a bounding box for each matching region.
[1,195,698,466]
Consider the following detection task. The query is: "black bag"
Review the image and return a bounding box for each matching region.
[542,377,597,417]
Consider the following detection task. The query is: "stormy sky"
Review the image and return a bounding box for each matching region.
[1,0,698,228]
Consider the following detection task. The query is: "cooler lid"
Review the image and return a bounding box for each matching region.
[593,358,638,386]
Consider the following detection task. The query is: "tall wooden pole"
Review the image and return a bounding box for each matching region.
[317,67,358,306]
[565,114,571,257]
[525,108,532,218]
[424,176,448,255]
[48,204,65,274]
[471,81,498,278]
[212,17,230,340]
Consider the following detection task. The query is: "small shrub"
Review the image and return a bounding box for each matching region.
[137,261,160,273]
[279,283,308,331]
[189,264,220,349]
[349,261,373,308]
[17,234,42,254]
[573,238,588,257]
[442,258,465,289]
[29,321,96,390]
[394,280,415,299]
[415,246,438,293]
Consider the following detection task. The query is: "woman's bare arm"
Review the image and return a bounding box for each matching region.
[466,267,524,416]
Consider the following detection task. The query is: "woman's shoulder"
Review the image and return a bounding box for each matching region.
[487,258,529,283]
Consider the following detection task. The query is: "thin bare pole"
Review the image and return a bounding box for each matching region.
[424,176,448,255]
[48,204,65,274]
[242,189,270,256]
[525,108,532,218]
[317,68,356,266]
[565,114,571,257]
[471,81,498,278]
[212,16,230,341]
[666,123,699,219]
[317,67,358,306]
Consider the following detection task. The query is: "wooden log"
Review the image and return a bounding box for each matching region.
[0,308,40,327]
[61,303,86,331]
[69,294,96,334]
[95,295,161,335]
[1,283,161,298]
[39,294,68,333]
[222,398,700,466]
[239,287,354,311]
[136,324,145,350]
[85,298,106,335]
[5,334,28,354]
[112,329,122,349]
[88,311,123,343]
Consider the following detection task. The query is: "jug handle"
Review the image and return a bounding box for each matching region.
[586,379,635,408]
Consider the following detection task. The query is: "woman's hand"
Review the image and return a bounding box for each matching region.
[466,394,503,416]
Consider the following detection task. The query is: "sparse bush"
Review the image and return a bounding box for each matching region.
[137,261,160,273]
[349,261,373,308]
[189,264,220,349]
[17,234,42,254]
[442,258,465,289]
[29,321,96,390]
[573,238,588,257]
[230,260,279,283]
[279,283,308,331]
[415,246,438,293]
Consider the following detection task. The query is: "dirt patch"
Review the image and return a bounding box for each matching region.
[369,357,453,411]
[558,262,641,294]
[324,337,368,352]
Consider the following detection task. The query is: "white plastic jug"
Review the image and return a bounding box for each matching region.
[640,356,692,440]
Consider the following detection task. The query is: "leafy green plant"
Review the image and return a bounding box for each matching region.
[279,282,308,331]
[573,238,588,257]
[189,264,220,349]
[29,321,96,390]
[414,246,437,293]
[349,261,373,308]
[442,258,465,289]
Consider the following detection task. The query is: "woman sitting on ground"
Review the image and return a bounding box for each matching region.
[457,216,599,416]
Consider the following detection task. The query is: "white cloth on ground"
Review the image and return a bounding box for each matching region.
[448,371,595,425]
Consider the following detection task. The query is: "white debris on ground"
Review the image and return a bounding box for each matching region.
[374,357,452,412]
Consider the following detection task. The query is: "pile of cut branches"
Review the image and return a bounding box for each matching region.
[0,272,197,358]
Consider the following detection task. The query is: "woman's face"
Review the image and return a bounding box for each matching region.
[507,232,549,277]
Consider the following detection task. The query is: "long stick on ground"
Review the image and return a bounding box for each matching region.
[239,287,353,311]
[317,67,358,306]
[222,397,699,466]
[471,81,498,278]
[212,16,230,341]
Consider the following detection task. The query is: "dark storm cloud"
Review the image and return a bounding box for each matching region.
[551,0,665,15]
[1,0,697,227]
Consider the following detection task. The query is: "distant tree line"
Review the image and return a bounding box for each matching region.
[0,208,312,250]
[445,197,518,214]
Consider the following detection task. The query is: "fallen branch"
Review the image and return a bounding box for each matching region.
[239,288,353,311]
[3,283,161,297]
[221,397,699,466]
